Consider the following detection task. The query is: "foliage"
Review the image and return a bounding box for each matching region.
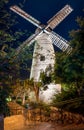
[28,78,43,102]
[40,64,54,85]
[11,79,30,98]
[51,16,84,113]
[0,0,29,82]
[0,84,12,116]
[52,84,77,106]
[54,16,84,90]
[29,101,51,115]
[0,0,30,47]
[11,78,43,104]
[40,71,51,85]
[0,0,32,115]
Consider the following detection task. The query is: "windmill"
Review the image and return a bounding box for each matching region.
[10,4,73,83]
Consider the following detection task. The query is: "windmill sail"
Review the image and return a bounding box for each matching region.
[49,31,72,53]
[15,32,41,56]
[10,5,42,29]
[47,5,73,30]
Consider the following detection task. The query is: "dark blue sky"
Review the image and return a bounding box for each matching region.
[8,0,84,41]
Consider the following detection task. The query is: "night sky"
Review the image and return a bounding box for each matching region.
[8,0,84,41]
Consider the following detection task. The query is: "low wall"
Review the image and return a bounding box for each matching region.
[4,115,24,130]
[50,107,84,124]
[4,107,84,130]
[22,107,84,124]
[7,102,24,115]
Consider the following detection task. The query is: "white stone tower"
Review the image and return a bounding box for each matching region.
[30,33,55,82]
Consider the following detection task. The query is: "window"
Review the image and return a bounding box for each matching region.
[40,55,45,61]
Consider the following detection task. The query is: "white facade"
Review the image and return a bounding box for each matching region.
[30,32,61,102]
[30,32,55,82]
[39,83,61,103]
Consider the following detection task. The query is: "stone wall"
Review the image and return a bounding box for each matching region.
[22,107,84,124]
[4,115,24,130]
[50,107,84,124]
[7,102,24,115]
[4,107,84,130]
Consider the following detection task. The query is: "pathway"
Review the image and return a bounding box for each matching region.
[11,122,84,130]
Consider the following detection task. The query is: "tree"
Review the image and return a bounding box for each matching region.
[0,0,31,115]
[40,64,54,85]
[27,78,43,102]
[53,16,84,93]
[11,79,31,105]
[52,16,84,112]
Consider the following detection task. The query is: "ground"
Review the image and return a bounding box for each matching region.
[13,123,84,130]
[4,115,84,130]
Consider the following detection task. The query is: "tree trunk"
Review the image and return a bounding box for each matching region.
[34,82,39,102]
[22,93,26,105]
